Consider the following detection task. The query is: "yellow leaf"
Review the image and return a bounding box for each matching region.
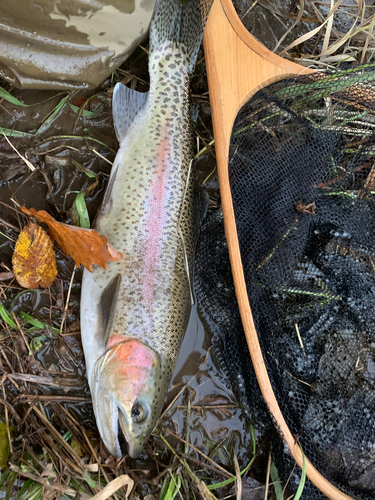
[12,221,57,289]
[70,436,83,457]
[0,422,14,470]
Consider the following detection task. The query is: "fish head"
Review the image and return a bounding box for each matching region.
[92,338,168,458]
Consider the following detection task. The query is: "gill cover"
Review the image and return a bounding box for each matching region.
[91,339,167,458]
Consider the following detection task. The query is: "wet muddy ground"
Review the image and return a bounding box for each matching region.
[0,1,372,499]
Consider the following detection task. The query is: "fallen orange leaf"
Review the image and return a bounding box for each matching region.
[12,221,57,288]
[20,207,124,272]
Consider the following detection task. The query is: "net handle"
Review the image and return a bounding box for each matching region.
[203,2,353,499]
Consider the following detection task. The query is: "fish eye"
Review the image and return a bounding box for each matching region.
[131,402,147,423]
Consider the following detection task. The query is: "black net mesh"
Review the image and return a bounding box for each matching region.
[197,64,375,499]
[194,208,272,429]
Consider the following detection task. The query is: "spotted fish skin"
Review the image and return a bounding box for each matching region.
[80,0,213,458]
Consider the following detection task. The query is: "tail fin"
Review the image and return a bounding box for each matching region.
[150,0,213,74]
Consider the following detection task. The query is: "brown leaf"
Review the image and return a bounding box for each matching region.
[364,163,375,191]
[12,221,57,288]
[20,207,123,272]
[295,201,316,215]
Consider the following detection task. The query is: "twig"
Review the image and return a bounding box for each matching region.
[263,450,272,500]
[92,148,113,165]
[60,265,77,334]
[1,382,12,454]
[234,454,241,500]
[9,373,83,388]
[0,217,20,232]
[163,429,234,479]
[294,323,305,350]
[12,313,32,356]
[17,394,90,402]
[2,133,35,171]
[32,406,84,474]
[0,396,21,423]
[195,139,215,159]
[179,451,234,479]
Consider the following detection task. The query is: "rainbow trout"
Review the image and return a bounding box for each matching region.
[80,0,213,458]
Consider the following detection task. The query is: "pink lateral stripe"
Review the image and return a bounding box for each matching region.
[142,129,170,306]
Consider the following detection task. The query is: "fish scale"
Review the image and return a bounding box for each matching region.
[80,0,213,458]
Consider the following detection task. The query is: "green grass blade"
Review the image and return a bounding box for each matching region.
[0,305,17,328]
[19,311,59,333]
[62,430,72,441]
[29,335,47,353]
[270,462,284,500]
[293,446,306,500]
[72,192,90,229]
[82,469,96,488]
[71,159,97,178]
[19,311,45,330]
[160,474,181,500]
[206,458,254,491]
[84,170,96,178]
[14,478,33,499]
[0,87,67,109]
[69,102,104,118]
[159,476,170,499]
[15,478,42,500]
[250,424,256,457]
[35,93,72,135]
[0,127,34,139]
[0,87,28,107]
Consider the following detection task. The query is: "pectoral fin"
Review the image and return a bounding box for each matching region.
[99,274,122,345]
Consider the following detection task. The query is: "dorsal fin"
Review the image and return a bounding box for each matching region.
[99,274,122,344]
[112,83,148,143]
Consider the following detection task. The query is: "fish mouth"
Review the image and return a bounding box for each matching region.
[92,391,146,458]
[118,411,145,458]
[93,391,122,458]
